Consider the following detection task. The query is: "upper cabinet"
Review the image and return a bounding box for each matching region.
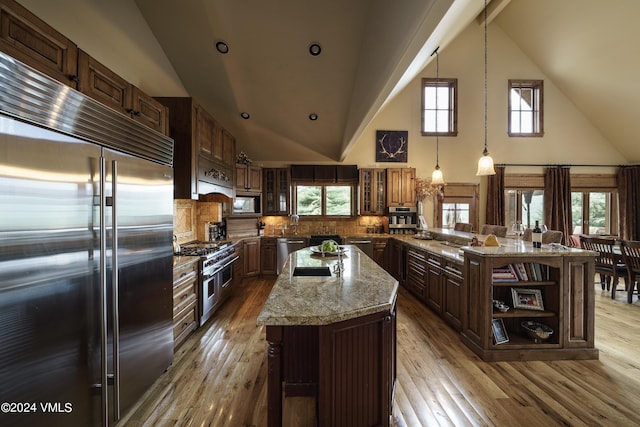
[77,50,168,135]
[360,168,386,215]
[263,168,290,215]
[0,0,78,88]
[387,167,416,207]
[0,0,169,136]
[236,164,262,194]
[155,97,236,199]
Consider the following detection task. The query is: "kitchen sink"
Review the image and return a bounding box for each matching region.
[292,266,332,277]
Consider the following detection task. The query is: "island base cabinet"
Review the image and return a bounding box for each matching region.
[265,306,396,427]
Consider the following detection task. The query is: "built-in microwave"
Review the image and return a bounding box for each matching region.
[233,194,261,215]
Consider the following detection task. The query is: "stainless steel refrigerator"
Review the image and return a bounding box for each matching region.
[0,52,174,426]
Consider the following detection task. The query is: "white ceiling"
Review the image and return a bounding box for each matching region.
[135,0,640,164]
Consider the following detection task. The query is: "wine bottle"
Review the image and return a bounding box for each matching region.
[532,220,542,248]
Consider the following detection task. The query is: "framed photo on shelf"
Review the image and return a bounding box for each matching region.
[492,318,509,344]
[511,288,544,311]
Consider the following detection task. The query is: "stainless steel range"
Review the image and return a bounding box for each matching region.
[176,242,238,326]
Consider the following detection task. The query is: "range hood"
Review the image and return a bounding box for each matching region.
[197,156,234,202]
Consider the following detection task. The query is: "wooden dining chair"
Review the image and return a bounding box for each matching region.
[620,240,640,303]
[453,222,472,232]
[480,224,508,237]
[580,236,627,299]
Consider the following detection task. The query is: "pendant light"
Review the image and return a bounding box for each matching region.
[431,47,444,185]
[476,0,496,176]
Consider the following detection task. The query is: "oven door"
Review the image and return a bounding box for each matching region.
[219,256,238,300]
[200,269,220,326]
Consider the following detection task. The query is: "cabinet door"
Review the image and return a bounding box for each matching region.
[131,86,169,135]
[425,257,444,314]
[222,128,235,167]
[243,238,260,277]
[400,168,416,205]
[373,239,388,269]
[78,50,131,115]
[247,166,262,192]
[443,262,463,331]
[260,240,277,276]
[235,164,248,190]
[196,106,216,159]
[0,0,78,88]
[386,168,402,206]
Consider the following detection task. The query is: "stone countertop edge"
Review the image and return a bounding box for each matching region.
[257,246,398,326]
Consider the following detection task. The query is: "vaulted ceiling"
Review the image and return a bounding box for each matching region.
[135,0,640,164]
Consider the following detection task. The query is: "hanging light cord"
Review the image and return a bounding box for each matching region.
[483,0,489,156]
[435,47,440,169]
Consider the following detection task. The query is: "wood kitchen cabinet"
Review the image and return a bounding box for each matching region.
[0,0,78,88]
[260,237,277,277]
[424,252,445,314]
[462,250,598,361]
[243,237,261,278]
[360,168,386,215]
[442,259,463,331]
[155,97,236,199]
[373,238,388,269]
[78,50,168,135]
[172,259,199,350]
[263,168,290,215]
[232,242,243,287]
[386,167,415,207]
[236,164,262,193]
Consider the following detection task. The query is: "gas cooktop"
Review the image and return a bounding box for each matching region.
[175,241,230,257]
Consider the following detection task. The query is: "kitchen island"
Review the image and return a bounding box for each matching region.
[257,245,398,427]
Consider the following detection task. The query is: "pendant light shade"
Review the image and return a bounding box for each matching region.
[476,0,496,176]
[431,165,444,185]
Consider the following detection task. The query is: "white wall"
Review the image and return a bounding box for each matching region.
[18,0,187,96]
[344,21,627,226]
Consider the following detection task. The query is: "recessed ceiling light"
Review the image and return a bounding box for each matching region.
[240,112,250,119]
[309,42,321,56]
[215,40,229,54]
[309,113,318,121]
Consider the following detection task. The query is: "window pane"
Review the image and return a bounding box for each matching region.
[296,185,321,215]
[326,186,351,216]
[423,110,436,132]
[521,190,544,229]
[442,203,470,229]
[505,189,518,226]
[424,87,436,109]
[436,110,449,132]
[588,192,608,234]
[571,192,583,234]
[436,86,449,109]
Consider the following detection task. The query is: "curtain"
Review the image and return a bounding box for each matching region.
[544,166,572,245]
[617,166,640,240]
[486,165,505,225]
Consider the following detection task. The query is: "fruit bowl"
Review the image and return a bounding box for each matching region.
[521,321,554,343]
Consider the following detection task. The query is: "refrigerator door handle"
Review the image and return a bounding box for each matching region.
[99,157,109,427]
[111,159,121,421]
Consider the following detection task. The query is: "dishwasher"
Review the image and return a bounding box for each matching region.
[276,237,308,274]
[343,237,374,259]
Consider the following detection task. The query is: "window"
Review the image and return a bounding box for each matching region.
[505,189,544,230]
[508,80,543,137]
[421,78,457,136]
[434,183,478,230]
[295,184,354,217]
[571,191,616,235]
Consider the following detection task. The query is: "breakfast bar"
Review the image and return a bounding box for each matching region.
[257,245,398,427]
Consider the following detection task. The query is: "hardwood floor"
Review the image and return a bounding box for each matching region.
[120,276,640,427]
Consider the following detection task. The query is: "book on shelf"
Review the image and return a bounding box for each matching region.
[492,264,519,282]
[514,263,528,281]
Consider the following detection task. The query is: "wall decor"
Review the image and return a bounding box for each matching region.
[511,288,544,311]
[376,130,408,162]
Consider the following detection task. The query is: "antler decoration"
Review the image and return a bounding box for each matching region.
[378,134,406,159]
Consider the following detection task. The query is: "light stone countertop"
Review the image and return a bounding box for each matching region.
[256,245,398,326]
